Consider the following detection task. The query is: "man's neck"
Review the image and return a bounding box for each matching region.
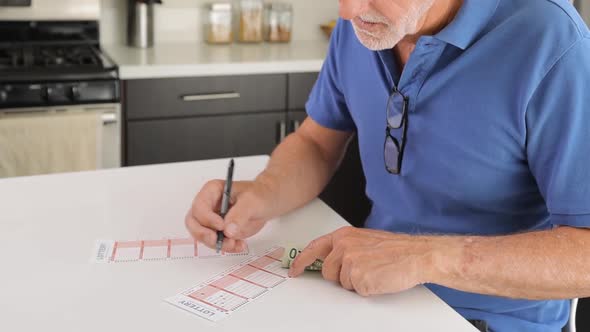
[394,0,464,71]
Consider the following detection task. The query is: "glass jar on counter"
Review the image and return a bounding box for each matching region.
[238,0,264,43]
[264,3,292,43]
[204,3,234,44]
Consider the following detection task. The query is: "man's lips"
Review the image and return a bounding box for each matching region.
[353,16,387,31]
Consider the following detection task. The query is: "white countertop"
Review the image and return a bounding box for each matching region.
[103,41,328,80]
[0,156,477,332]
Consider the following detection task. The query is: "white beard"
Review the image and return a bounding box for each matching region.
[351,1,436,51]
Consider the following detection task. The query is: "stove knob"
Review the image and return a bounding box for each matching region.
[70,86,81,101]
[43,87,54,102]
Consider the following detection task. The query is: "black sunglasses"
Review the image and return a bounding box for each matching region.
[384,87,409,174]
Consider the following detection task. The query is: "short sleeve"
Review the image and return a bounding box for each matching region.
[526,37,590,227]
[305,19,356,132]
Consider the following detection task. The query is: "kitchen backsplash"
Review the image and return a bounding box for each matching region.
[100,0,338,44]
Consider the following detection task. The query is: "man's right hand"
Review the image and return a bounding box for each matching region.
[185,180,274,253]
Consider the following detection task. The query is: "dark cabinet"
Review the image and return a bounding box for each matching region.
[127,112,286,166]
[124,74,289,166]
[288,72,318,110]
[286,73,318,133]
[287,110,307,132]
[126,75,287,120]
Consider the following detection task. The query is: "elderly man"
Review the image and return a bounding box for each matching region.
[185,0,590,331]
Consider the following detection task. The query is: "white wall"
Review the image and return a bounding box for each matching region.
[100,0,338,44]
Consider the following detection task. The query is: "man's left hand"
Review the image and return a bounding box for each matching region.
[288,226,446,297]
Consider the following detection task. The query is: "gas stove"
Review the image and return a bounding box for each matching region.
[0,0,122,171]
[0,21,119,108]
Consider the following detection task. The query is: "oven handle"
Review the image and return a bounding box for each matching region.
[102,112,117,125]
[0,110,118,125]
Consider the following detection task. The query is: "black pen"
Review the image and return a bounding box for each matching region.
[216,159,234,253]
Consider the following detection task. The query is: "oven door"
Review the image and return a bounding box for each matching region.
[0,103,122,171]
[83,103,122,169]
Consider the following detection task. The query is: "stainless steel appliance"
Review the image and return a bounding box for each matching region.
[0,0,121,169]
[127,0,162,48]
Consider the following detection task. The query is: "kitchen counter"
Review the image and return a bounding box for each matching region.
[103,41,328,80]
[0,156,478,332]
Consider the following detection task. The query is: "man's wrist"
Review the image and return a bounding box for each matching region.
[421,235,469,286]
[253,172,276,198]
[253,171,284,217]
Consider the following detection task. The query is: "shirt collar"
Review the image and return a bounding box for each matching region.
[434,0,500,50]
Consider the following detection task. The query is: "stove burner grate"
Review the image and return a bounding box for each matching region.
[0,45,102,70]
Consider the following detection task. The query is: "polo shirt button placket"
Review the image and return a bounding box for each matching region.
[407,42,446,108]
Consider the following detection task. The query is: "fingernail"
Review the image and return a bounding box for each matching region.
[225,223,238,237]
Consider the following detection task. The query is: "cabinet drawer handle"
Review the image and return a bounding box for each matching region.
[181,92,241,102]
[279,120,287,143]
[293,120,301,131]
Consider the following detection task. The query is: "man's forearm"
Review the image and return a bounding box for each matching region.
[429,226,590,300]
[254,125,351,220]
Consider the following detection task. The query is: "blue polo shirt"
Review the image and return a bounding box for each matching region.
[306,0,590,331]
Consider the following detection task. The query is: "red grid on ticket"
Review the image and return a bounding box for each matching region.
[211,275,267,299]
[265,247,285,260]
[94,237,248,263]
[166,246,288,322]
[188,285,248,312]
[232,263,285,288]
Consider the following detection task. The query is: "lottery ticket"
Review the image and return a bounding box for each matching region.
[166,246,288,322]
[92,237,249,263]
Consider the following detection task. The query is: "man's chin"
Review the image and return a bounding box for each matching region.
[352,25,399,51]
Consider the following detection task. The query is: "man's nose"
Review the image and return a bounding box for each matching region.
[339,0,370,19]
